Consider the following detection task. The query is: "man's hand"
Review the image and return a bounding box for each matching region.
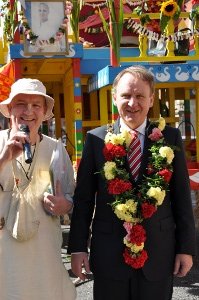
[71,252,91,281]
[0,131,29,170]
[173,254,193,277]
[43,180,73,215]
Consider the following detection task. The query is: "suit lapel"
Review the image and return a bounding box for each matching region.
[112,118,120,134]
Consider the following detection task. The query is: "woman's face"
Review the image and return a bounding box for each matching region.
[9,94,47,138]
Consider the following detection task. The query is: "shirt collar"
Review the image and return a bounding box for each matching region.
[120,119,146,136]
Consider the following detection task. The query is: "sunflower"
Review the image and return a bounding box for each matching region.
[159,0,181,32]
[160,0,179,17]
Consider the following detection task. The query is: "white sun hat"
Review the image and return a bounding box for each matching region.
[0,78,54,121]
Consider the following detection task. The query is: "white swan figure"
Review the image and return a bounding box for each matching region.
[175,66,189,81]
[19,49,32,58]
[148,67,154,76]
[65,44,75,57]
[192,66,199,80]
[155,67,170,82]
[189,172,199,183]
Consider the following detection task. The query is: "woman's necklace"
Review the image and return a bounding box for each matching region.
[22,144,37,180]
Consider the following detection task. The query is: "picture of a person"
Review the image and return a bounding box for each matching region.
[34,2,53,40]
[39,2,49,26]
[29,2,67,53]
[39,2,49,25]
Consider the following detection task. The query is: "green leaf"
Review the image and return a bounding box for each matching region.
[140,15,151,26]
[70,0,84,42]
[160,14,170,33]
[133,6,143,16]
[177,0,184,8]
[189,8,199,20]
[173,7,181,20]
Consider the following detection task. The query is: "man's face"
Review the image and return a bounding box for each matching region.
[9,94,46,135]
[113,73,154,129]
[39,3,49,23]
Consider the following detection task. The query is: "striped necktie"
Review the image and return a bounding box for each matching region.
[128,131,142,181]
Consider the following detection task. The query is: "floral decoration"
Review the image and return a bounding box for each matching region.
[0,0,18,42]
[0,0,72,44]
[133,0,185,34]
[102,117,174,269]
[160,0,182,33]
[189,5,199,21]
[19,1,72,46]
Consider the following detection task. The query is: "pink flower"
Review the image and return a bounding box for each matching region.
[148,128,163,141]
[123,222,133,233]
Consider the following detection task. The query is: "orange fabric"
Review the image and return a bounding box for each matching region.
[0,61,15,102]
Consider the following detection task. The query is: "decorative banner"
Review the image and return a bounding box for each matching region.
[0,61,15,102]
[127,18,198,43]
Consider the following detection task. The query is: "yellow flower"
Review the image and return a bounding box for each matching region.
[158,117,166,131]
[104,132,113,144]
[104,161,116,180]
[105,132,125,145]
[114,204,134,222]
[160,0,179,17]
[124,239,144,253]
[110,133,125,145]
[125,199,137,214]
[114,204,127,220]
[147,187,166,205]
[120,130,132,147]
[131,217,143,224]
[159,146,174,164]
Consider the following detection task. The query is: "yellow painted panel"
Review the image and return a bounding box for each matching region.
[74,102,82,120]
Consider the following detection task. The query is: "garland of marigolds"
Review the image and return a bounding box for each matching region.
[102,117,175,269]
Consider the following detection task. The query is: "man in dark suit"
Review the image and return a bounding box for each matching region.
[68,65,196,300]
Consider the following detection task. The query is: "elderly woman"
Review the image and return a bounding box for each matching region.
[0,78,76,299]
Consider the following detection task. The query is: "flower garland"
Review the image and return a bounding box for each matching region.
[102,117,175,269]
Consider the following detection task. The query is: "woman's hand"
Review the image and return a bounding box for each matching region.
[43,180,73,216]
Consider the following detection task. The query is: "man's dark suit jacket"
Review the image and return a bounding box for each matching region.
[68,119,196,281]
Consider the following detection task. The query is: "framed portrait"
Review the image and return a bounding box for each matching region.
[24,0,69,55]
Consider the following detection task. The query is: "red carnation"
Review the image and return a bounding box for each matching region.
[129,224,146,245]
[141,202,157,219]
[147,164,154,175]
[108,178,132,195]
[113,144,126,157]
[103,143,115,161]
[103,143,126,161]
[123,248,148,269]
[158,169,172,183]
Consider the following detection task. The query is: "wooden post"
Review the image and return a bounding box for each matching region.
[99,87,109,126]
[73,58,83,167]
[53,82,61,139]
